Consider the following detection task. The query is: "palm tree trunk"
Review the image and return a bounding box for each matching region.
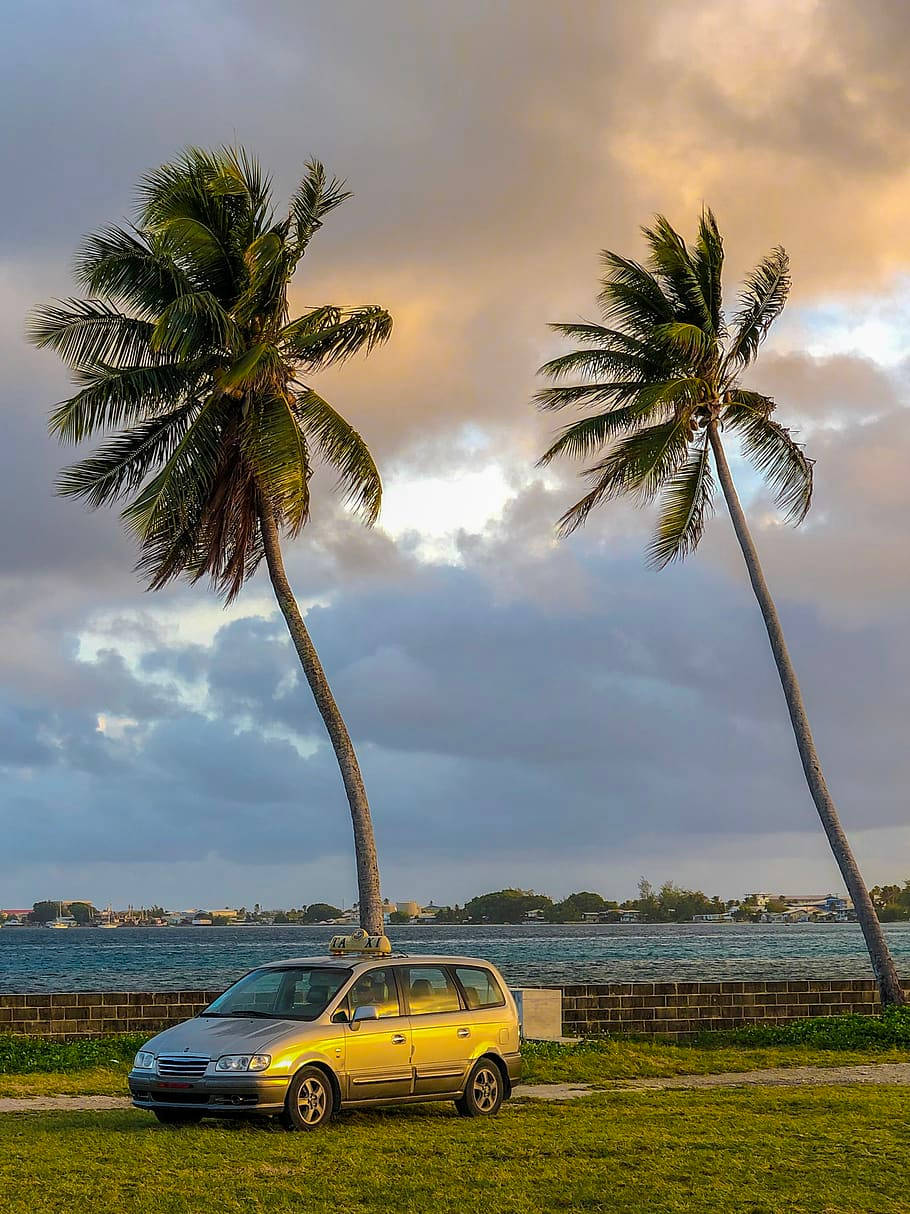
[258,500,384,936]
[708,424,905,1005]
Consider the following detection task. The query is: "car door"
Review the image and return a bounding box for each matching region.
[342,967,413,1102]
[401,964,474,1096]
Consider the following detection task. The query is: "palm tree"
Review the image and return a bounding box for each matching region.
[536,209,905,1005]
[30,147,391,935]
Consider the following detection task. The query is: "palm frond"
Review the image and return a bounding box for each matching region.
[121,394,225,541]
[647,434,715,567]
[240,391,310,534]
[691,207,724,336]
[216,342,284,393]
[56,403,196,506]
[598,253,676,338]
[27,300,155,369]
[557,415,693,535]
[725,247,790,368]
[74,226,189,315]
[294,389,381,523]
[724,404,813,522]
[725,388,775,415]
[281,306,392,368]
[290,160,351,252]
[538,403,654,466]
[150,291,240,359]
[48,364,197,443]
[652,321,711,363]
[534,380,652,412]
[641,215,713,332]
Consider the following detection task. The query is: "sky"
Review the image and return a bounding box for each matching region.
[2,0,909,911]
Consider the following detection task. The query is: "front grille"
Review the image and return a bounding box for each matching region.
[157,1054,209,1078]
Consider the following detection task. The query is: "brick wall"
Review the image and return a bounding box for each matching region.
[0,979,902,1041]
[0,991,222,1039]
[561,979,897,1040]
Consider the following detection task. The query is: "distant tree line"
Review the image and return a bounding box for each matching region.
[870,884,910,922]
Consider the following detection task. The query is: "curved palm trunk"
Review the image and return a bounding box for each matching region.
[258,501,383,936]
[708,424,905,1005]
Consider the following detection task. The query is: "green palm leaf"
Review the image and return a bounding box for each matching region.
[290,160,351,252]
[281,306,392,369]
[647,435,715,567]
[48,364,197,443]
[726,248,790,368]
[56,403,197,506]
[724,404,813,522]
[295,389,381,523]
[28,300,155,369]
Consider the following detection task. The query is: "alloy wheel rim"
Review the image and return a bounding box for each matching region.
[472,1067,499,1112]
[298,1076,327,1124]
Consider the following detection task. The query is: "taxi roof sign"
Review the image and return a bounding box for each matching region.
[329,930,392,956]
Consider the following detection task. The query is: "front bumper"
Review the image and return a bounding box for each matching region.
[129,1070,291,1115]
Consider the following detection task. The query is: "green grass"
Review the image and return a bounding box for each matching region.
[4,1023,910,1097]
[521,1036,910,1085]
[0,1033,145,1074]
[1,1089,908,1213]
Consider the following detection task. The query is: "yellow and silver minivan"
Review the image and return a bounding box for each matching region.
[129,937,521,1129]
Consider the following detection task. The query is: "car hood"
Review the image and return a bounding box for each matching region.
[143,1016,320,1057]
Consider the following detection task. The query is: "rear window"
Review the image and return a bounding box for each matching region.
[454,966,506,1009]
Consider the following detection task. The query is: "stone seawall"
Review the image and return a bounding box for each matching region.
[0,979,901,1041]
[0,991,222,1039]
[561,979,894,1040]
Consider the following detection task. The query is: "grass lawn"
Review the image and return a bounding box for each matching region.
[0,1087,907,1214]
[4,1032,910,1096]
[520,1037,910,1085]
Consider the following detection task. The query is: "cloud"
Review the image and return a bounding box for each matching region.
[3,0,910,906]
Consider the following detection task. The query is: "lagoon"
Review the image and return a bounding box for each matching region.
[2,921,910,992]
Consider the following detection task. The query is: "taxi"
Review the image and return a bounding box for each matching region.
[128,932,522,1129]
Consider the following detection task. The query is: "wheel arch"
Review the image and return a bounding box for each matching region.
[292,1059,342,1108]
[477,1050,511,1097]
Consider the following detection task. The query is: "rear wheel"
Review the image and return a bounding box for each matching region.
[455,1059,504,1118]
[153,1109,203,1125]
[280,1066,335,1131]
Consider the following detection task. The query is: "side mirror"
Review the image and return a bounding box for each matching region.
[351,1004,379,1024]
[331,1008,348,1024]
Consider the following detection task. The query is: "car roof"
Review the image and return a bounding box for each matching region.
[258,954,499,972]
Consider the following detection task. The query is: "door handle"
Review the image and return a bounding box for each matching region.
[391,1034,407,1044]
[457,1028,470,1038]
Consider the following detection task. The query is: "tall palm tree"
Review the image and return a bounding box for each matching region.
[536,209,905,1005]
[30,148,391,935]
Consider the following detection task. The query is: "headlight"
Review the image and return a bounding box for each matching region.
[133,1051,156,1071]
[215,1054,271,1072]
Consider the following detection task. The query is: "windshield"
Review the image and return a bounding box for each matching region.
[202,966,351,1021]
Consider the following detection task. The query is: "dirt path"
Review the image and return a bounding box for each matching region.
[611,1062,910,1091]
[4,1064,910,1113]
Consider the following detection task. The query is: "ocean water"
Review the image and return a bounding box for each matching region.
[2,922,910,992]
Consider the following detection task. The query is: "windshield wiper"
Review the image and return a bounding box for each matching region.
[224,1009,279,1019]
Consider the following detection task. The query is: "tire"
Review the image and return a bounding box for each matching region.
[280,1066,335,1131]
[153,1109,203,1125]
[455,1058,505,1118]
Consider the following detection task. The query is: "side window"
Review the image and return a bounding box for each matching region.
[347,968,401,1018]
[454,966,506,1010]
[405,966,461,1015]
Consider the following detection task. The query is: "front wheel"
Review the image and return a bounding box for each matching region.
[455,1059,504,1118]
[280,1066,335,1131]
[153,1109,203,1125]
